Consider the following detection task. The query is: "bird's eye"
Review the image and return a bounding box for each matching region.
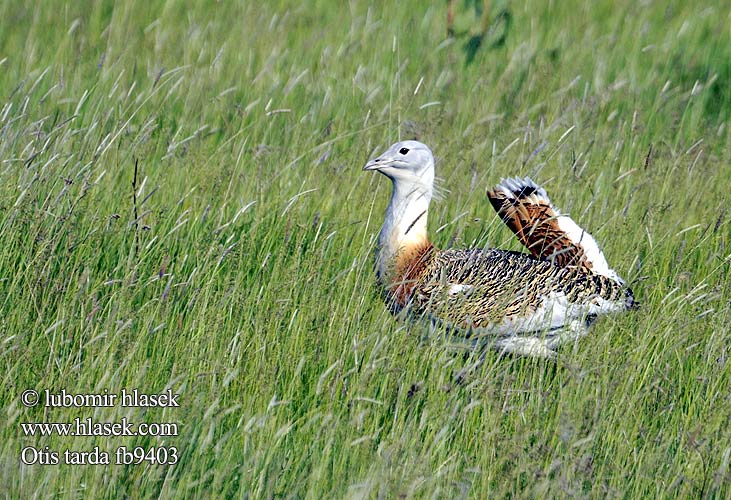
[399,147,410,155]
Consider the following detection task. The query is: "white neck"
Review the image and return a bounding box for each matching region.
[375,181,431,281]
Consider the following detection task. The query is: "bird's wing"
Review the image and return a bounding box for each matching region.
[487,177,619,280]
[411,248,604,336]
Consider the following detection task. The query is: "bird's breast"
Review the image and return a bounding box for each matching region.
[383,240,435,310]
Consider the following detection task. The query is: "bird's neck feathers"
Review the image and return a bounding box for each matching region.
[375,180,433,285]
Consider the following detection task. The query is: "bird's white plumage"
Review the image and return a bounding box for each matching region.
[554,214,622,283]
[448,284,473,295]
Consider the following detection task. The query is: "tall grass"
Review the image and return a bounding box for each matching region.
[1,0,730,497]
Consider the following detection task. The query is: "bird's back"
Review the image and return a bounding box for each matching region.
[402,247,633,337]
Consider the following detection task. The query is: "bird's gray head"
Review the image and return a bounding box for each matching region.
[363,140,435,197]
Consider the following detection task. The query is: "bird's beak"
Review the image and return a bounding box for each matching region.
[363,157,392,171]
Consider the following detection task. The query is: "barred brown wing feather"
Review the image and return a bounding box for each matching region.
[410,248,626,335]
[412,249,558,328]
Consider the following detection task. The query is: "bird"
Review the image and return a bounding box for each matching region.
[363,140,637,358]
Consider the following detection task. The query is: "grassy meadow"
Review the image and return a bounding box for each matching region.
[2,0,731,497]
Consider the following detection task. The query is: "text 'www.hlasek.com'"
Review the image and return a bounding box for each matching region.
[19,388,181,466]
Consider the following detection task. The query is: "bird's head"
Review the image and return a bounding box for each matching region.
[363,140,435,198]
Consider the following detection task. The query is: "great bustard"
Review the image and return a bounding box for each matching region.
[363,140,636,357]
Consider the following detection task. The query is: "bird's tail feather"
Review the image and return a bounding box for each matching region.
[487,177,623,283]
